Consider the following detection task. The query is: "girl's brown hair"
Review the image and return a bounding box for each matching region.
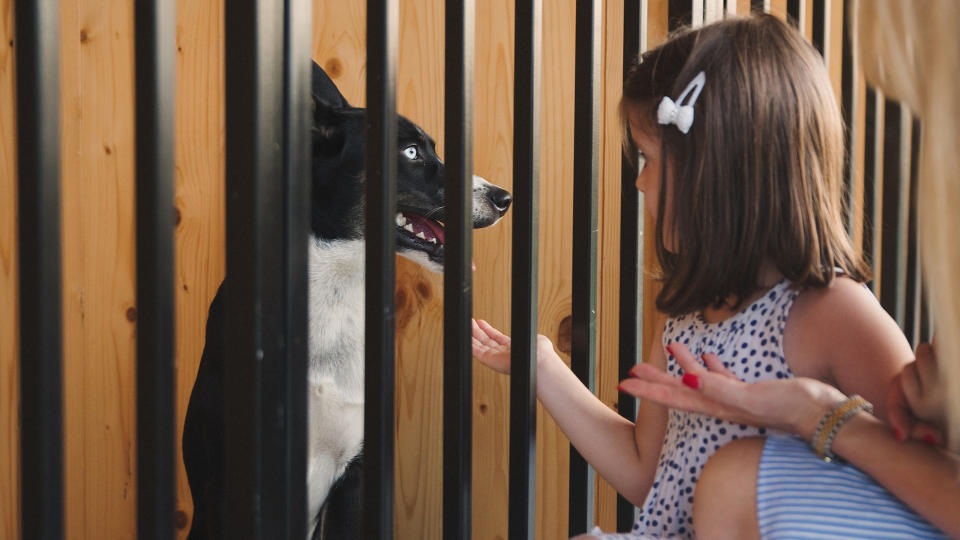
[624,14,869,316]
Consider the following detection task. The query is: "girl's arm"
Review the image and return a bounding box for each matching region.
[784,276,914,421]
[472,317,668,506]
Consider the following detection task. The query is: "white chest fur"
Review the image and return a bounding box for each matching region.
[306,238,366,534]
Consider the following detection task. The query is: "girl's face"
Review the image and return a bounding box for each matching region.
[626,102,675,249]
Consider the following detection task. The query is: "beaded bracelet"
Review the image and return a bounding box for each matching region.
[810,395,873,462]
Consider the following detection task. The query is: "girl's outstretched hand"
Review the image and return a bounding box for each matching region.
[472,319,513,374]
[618,342,847,439]
[472,318,560,375]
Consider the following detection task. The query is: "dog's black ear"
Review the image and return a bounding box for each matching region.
[312,62,349,108]
[313,97,346,156]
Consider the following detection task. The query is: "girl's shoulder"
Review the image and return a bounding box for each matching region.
[783,275,912,418]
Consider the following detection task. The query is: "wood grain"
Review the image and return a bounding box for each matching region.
[59,1,139,537]
[0,0,18,537]
[173,0,225,536]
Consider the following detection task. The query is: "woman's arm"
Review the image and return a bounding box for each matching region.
[620,343,960,538]
[831,411,960,538]
[472,318,668,505]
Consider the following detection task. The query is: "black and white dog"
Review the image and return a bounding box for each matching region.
[182,64,511,540]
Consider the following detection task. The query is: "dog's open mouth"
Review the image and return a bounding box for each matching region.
[395,212,445,263]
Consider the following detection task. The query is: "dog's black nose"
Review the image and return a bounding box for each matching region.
[488,188,512,215]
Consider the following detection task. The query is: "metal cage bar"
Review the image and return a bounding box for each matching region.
[364,1,399,539]
[862,87,883,296]
[568,0,602,535]
[617,0,643,532]
[442,0,476,538]
[509,0,542,538]
[879,101,910,328]
[840,4,858,236]
[904,119,921,346]
[133,0,177,537]
[223,0,310,537]
[15,1,64,538]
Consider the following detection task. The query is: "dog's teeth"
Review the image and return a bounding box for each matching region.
[428,237,437,244]
[404,224,415,233]
[395,213,406,226]
[416,232,426,240]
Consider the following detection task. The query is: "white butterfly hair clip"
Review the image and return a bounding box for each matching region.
[657,71,706,134]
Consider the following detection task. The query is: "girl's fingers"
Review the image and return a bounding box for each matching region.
[476,318,512,346]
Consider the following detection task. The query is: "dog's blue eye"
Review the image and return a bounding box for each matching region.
[403,145,419,160]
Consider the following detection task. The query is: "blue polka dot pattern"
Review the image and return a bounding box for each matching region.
[591,279,798,539]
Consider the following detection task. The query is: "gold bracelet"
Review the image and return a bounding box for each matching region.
[810,395,872,462]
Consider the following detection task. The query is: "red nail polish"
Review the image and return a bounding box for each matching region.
[682,373,699,390]
[665,343,675,356]
[617,384,627,393]
[893,427,906,441]
[923,434,940,446]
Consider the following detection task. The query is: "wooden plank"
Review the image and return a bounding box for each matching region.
[59,1,139,537]
[173,0,225,536]
[0,0,20,537]
[594,0,623,532]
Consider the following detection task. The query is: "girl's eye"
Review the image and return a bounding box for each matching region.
[636,150,646,172]
[403,145,420,160]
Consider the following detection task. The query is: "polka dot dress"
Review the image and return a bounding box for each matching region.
[591,279,799,539]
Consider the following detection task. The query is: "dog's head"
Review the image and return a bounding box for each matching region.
[310,63,511,272]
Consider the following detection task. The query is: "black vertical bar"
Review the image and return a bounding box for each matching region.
[840,2,857,236]
[617,0,642,533]
[510,0,542,538]
[15,1,64,538]
[569,0,601,535]
[443,0,475,538]
[787,0,801,26]
[365,1,398,539]
[811,0,825,56]
[668,0,692,31]
[751,0,766,13]
[283,0,311,535]
[903,119,921,347]
[862,87,881,295]
[879,100,908,326]
[224,0,306,537]
[134,0,176,538]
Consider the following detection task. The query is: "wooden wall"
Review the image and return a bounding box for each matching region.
[0,1,852,539]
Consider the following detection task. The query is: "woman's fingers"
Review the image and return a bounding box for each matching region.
[618,376,721,417]
[700,353,739,380]
[886,372,914,440]
[665,343,707,375]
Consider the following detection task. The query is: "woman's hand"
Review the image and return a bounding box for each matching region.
[471,318,560,375]
[618,342,847,439]
[887,341,947,445]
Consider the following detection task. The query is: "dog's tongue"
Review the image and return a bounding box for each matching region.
[403,213,445,244]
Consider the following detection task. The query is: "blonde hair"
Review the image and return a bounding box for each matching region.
[853,0,960,450]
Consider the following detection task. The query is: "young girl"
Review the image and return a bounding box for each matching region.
[472,14,947,538]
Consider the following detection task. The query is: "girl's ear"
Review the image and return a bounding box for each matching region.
[312,96,345,156]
